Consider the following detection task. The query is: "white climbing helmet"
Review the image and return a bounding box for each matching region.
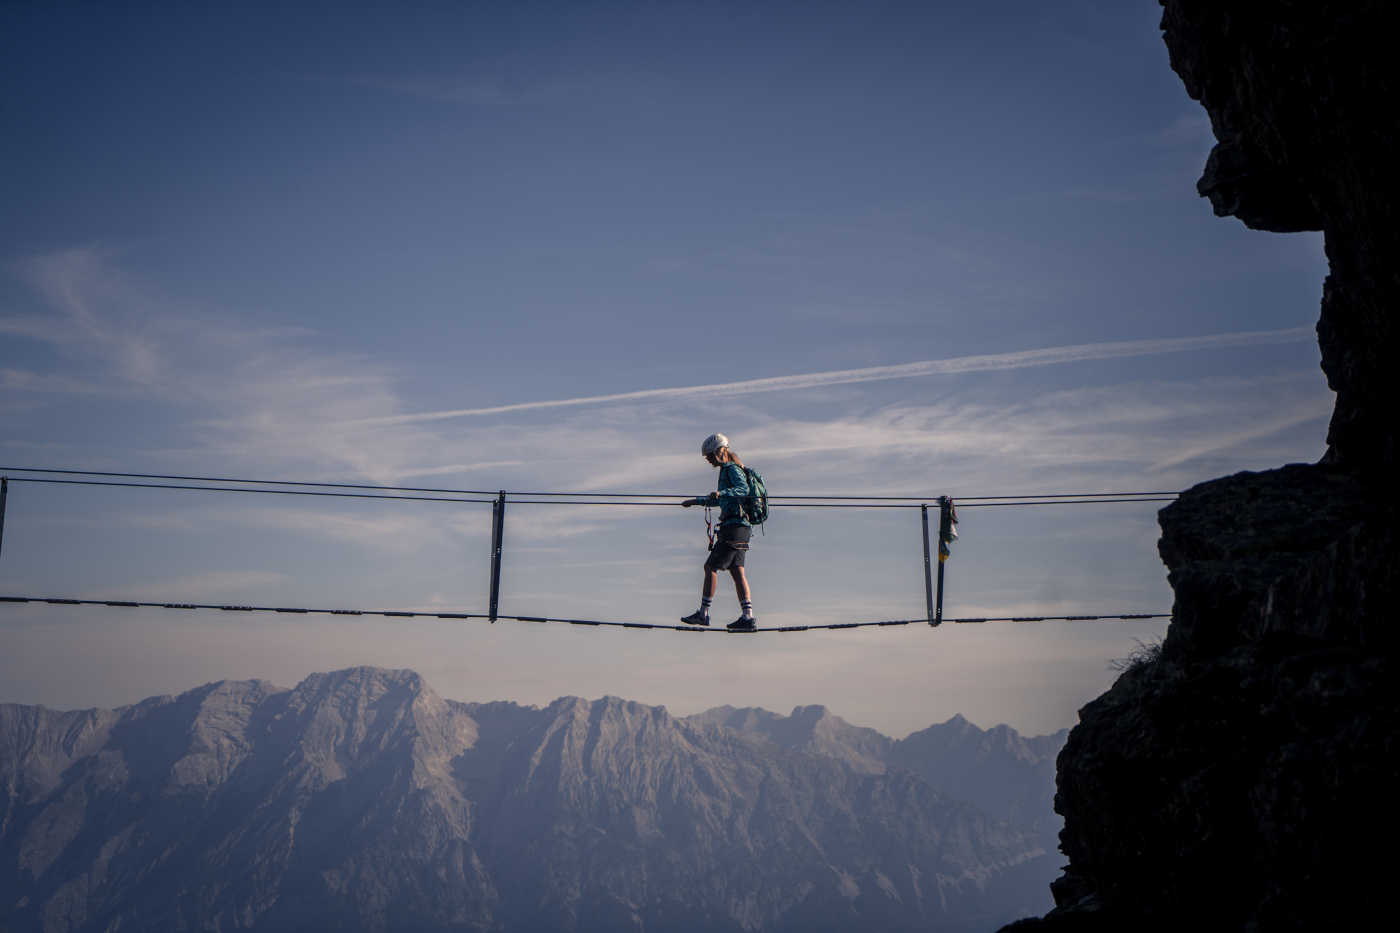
[701,433,729,456]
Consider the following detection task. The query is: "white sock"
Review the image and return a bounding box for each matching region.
[741,599,753,620]
[700,596,712,617]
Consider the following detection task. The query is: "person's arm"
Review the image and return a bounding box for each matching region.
[712,464,749,502]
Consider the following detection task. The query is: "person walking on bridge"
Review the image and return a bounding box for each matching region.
[681,433,757,630]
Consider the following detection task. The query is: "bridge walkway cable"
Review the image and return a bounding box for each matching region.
[0,596,1169,632]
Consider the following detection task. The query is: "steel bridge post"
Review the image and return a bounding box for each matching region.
[489,490,505,621]
[921,503,935,624]
[934,496,950,626]
[0,477,8,573]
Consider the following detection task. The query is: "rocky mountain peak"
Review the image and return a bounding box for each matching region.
[687,702,891,774]
[685,705,1066,837]
[2,670,1062,932]
[0,704,119,803]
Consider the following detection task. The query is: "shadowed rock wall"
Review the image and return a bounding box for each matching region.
[1166,0,1399,469]
[1004,2,1398,930]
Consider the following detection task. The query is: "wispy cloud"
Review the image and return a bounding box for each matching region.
[394,461,530,478]
[4,248,433,484]
[2,249,175,391]
[356,328,1313,427]
[554,370,1333,499]
[125,505,470,553]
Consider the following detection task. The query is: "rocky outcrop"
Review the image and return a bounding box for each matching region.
[1004,2,1399,928]
[0,668,1058,933]
[1021,466,1397,931]
[1163,0,1399,469]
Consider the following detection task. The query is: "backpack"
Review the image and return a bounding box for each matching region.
[740,467,769,526]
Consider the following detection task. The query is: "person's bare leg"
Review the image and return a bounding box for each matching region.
[728,567,754,623]
[704,569,719,598]
[682,568,720,624]
[729,567,750,601]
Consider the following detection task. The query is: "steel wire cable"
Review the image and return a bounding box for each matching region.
[0,479,1175,509]
[2,477,495,504]
[1,468,1179,508]
[0,597,1169,631]
[502,491,1178,500]
[0,466,497,496]
[505,499,1177,507]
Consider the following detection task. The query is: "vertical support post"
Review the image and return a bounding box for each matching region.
[934,496,951,626]
[921,503,935,624]
[0,477,8,573]
[488,490,505,621]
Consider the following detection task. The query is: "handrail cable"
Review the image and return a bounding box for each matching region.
[508,498,1178,508]
[3,478,495,504]
[0,467,1178,507]
[0,467,495,496]
[506,491,1180,500]
[0,477,1174,508]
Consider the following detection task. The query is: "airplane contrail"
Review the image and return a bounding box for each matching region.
[354,326,1313,426]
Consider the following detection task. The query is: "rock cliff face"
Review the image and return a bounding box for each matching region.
[0,668,1058,933]
[1164,0,1399,469]
[1006,2,1399,929]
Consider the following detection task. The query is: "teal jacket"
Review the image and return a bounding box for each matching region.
[711,463,750,527]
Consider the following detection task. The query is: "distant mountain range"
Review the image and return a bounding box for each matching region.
[686,706,1066,837]
[0,668,1065,932]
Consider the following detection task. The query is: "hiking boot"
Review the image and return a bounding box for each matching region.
[726,617,757,631]
[680,611,710,626]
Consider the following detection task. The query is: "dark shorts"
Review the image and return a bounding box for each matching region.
[705,524,752,572]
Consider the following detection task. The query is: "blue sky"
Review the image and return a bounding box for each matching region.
[1,1,1330,737]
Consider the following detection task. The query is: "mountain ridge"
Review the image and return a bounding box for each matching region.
[684,705,1067,835]
[1,667,1058,933]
